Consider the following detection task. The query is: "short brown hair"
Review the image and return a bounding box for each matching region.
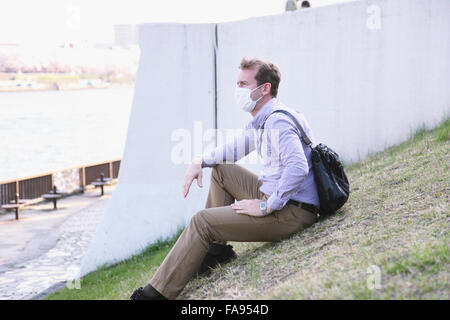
[239,57,281,97]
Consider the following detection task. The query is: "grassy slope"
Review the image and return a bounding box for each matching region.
[47,118,449,300]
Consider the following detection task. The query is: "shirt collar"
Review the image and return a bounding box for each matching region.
[251,97,278,129]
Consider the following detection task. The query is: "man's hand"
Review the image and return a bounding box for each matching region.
[182,157,203,198]
[231,199,273,217]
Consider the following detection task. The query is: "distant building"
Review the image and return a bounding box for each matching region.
[114,24,139,49]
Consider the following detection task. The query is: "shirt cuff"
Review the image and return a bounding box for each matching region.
[201,153,216,168]
[266,193,286,211]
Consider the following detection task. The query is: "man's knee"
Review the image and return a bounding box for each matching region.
[211,163,236,179]
[210,164,226,184]
[211,164,223,177]
[191,209,211,233]
[211,164,219,176]
[190,209,216,244]
[191,209,205,224]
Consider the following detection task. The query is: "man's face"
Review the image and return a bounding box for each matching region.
[237,68,258,88]
[237,68,261,100]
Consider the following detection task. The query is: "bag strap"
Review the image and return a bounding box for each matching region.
[261,109,313,149]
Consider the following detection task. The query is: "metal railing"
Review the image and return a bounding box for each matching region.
[0,159,121,205]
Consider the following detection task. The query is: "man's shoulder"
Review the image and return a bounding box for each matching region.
[265,106,303,128]
[265,106,315,141]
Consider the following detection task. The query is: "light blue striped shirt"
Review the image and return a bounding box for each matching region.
[202,98,320,210]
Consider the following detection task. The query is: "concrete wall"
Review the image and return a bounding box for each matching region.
[217,0,450,166]
[81,23,216,275]
[81,0,450,275]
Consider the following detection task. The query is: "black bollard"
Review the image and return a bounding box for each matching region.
[52,186,58,209]
[14,193,19,220]
[100,173,105,195]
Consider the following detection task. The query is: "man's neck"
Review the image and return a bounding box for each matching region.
[251,95,273,117]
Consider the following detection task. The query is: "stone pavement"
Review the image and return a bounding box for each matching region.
[0,185,114,300]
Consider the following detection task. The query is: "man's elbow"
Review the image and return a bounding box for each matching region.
[284,161,309,179]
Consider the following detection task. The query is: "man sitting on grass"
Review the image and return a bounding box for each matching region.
[130,57,320,300]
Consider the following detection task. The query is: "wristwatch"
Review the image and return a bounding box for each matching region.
[260,201,268,216]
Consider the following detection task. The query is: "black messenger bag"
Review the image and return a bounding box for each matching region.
[263,109,350,217]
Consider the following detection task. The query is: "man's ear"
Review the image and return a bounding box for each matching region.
[263,83,272,96]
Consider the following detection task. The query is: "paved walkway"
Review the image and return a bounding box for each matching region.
[0,186,114,300]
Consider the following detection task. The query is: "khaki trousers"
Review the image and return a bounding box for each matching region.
[149,164,317,299]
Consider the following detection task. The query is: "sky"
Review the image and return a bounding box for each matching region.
[0,0,356,45]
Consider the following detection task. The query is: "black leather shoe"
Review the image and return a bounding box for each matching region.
[195,243,237,277]
[129,284,167,300]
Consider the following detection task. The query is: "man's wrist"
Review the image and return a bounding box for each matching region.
[260,201,273,216]
[259,201,267,216]
[266,193,283,211]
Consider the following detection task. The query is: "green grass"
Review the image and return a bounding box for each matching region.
[46,117,450,300]
[383,241,448,275]
[433,118,450,142]
[45,229,183,300]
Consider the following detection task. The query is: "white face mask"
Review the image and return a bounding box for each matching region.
[234,84,264,112]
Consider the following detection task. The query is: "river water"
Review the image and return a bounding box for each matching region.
[0,87,134,181]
